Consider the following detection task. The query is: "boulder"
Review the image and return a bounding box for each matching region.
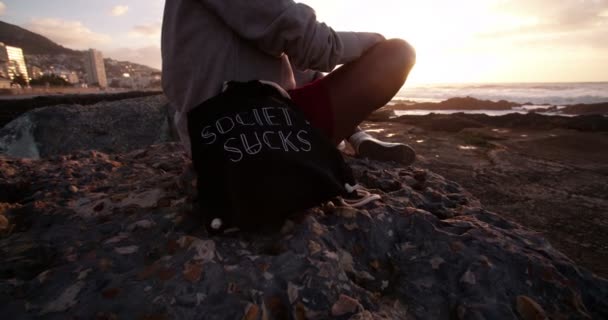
[0,143,606,319]
[395,113,608,132]
[0,95,176,159]
[391,97,521,111]
[367,109,396,122]
[561,102,608,115]
[0,91,163,128]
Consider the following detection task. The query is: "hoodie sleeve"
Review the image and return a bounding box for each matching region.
[198,0,384,72]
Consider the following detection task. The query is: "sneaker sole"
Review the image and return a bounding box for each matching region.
[358,140,416,166]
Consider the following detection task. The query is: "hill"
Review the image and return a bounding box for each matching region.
[0,20,80,55]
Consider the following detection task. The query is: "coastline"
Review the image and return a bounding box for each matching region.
[396,81,608,106]
[387,96,608,117]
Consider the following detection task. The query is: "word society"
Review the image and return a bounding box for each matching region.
[200,106,312,162]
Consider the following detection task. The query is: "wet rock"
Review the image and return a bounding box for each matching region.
[394,112,608,132]
[367,109,396,122]
[391,97,520,111]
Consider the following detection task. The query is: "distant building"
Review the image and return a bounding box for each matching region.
[0,43,30,84]
[0,76,11,89]
[66,72,80,84]
[29,65,43,80]
[151,71,162,80]
[83,49,108,88]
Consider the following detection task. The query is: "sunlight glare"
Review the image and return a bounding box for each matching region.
[300,0,510,83]
[298,0,607,83]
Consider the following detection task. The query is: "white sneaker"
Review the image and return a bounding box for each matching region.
[348,131,416,165]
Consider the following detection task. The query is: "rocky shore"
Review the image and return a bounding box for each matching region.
[1,95,607,319]
[389,97,521,111]
[2,143,607,319]
[362,110,608,278]
[388,97,608,115]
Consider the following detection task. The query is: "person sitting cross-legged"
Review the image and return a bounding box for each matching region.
[162,0,417,165]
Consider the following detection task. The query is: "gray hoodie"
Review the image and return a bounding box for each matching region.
[161,0,384,151]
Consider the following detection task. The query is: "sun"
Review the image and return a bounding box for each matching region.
[299,0,608,83]
[300,0,504,83]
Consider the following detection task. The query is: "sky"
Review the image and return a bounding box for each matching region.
[0,0,607,83]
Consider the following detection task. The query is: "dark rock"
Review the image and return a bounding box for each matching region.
[397,114,486,132]
[0,91,163,128]
[0,236,57,280]
[391,96,521,111]
[0,95,176,159]
[413,169,428,182]
[394,112,608,132]
[367,109,396,122]
[561,102,608,115]
[0,143,606,319]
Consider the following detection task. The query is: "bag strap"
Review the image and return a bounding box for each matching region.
[340,184,382,207]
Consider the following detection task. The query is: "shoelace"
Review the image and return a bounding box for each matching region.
[340,183,382,207]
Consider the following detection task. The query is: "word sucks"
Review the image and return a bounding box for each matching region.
[199,106,313,162]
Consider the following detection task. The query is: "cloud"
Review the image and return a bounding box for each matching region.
[129,22,161,38]
[477,0,608,47]
[491,0,607,29]
[111,5,129,17]
[0,2,6,15]
[25,18,112,49]
[107,46,162,69]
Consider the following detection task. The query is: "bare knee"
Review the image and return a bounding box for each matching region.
[322,38,417,139]
[382,38,416,74]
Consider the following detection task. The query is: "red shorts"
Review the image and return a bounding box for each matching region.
[287,79,334,138]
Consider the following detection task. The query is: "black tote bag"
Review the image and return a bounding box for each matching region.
[187,81,356,232]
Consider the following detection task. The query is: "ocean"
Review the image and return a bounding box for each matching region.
[392,82,608,116]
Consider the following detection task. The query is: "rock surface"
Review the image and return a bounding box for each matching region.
[558,102,608,115]
[390,97,521,111]
[390,113,608,133]
[1,143,606,319]
[0,91,163,128]
[0,95,175,159]
[358,112,608,278]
